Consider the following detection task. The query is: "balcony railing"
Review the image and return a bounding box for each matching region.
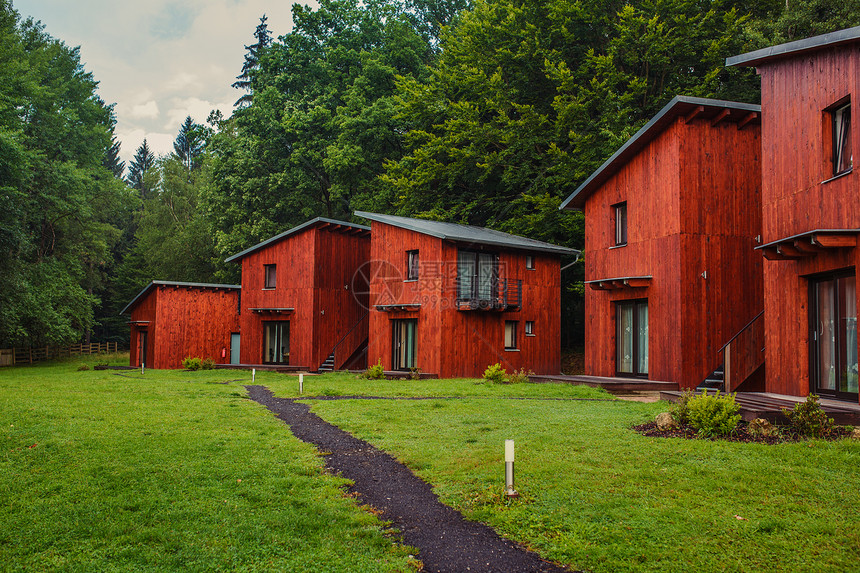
[455,278,522,311]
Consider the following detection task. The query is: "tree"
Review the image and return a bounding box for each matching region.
[232,14,272,108]
[173,116,207,170]
[104,135,125,178]
[126,139,156,198]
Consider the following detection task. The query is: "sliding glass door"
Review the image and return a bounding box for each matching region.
[811,272,857,400]
[392,319,417,370]
[263,321,289,364]
[616,299,648,377]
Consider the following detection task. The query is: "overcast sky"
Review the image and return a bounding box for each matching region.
[14,0,318,168]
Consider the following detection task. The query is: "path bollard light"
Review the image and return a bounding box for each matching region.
[299,373,304,394]
[252,368,256,383]
[141,362,145,375]
[505,439,519,498]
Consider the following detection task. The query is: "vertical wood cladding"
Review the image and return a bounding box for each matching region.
[129,285,240,369]
[583,116,762,388]
[756,47,860,399]
[367,221,563,378]
[238,224,370,369]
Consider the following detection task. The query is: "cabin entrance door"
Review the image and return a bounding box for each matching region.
[616,299,648,377]
[139,330,148,367]
[263,321,289,364]
[230,333,240,365]
[810,272,857,400]
[392,319,417,370]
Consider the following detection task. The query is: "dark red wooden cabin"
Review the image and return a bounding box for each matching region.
[728,28,860,403]
[225,217,371,371]
[355,211,578,378]
[122,281,241,369]
[560,96,763,389]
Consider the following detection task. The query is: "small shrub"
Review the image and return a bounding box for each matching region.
[360,359,385,380]
[77,363,90,371]
[483,363,507,384]
[507,367,533,384]
[782,394,835,438]
[183,357,203,371]
[200,357,216,370]
[670,390,696,425]
[408,367,421,380]
[686,390,741,437]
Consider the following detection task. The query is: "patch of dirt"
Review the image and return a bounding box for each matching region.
[633,421,851,444]
[246,385,569,573]
[560,348,584,376]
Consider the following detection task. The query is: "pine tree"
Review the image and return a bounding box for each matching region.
[231,14,272,107]
[104,135,125,178]
[173,116,205,170]
[126,139,155,198]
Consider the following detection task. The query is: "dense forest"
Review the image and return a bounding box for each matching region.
[2,0,859,349]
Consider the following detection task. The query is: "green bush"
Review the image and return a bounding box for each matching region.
[77,363,90,371]
[182,357,203,371]
[782,394,835,438]
[670,390,695,425]
[483,363,507,384]
[507,367,533,384]
[359,359,385,380]
[200,357,216,370]
[686,390,741,437]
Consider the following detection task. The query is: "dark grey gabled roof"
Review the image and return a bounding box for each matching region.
[224,217,370,263]
[120,280,240,315]
[727,25,860,68]
[354,211,579,256]
[559,96,761,211]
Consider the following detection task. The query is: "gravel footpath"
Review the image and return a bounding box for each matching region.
[246,385,569,573]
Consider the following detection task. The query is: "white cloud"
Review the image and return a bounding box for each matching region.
[130,100,160,120]
[163,97,233,131]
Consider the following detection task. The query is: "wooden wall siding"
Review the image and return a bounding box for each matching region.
[153,286,240,369]
[583,117,762,388]
[312,229,371,369]
[756,47,860,400]
[239,228,317,366]
[129,287,158,367]
[367,221,563,378]
[238,225,371,369]
[758,47,860,242]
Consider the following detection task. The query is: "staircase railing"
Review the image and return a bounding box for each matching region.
[326,310,370,370]
[719,310,765,393]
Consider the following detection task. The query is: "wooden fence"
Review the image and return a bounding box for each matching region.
[0,342,122,367]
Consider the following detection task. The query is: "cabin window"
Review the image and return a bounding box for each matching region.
[526,255,535,270]
[525,320,534,336]
[613,202,628,246]
[406,250,419,281]
[457,250,498,301]
[505,321,518,350]
[616,299,648,377]
[831,100,852,176]
[264,264,277,289]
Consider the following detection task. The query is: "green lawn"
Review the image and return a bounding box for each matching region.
[0,358,413,572]
[3,362,859,572]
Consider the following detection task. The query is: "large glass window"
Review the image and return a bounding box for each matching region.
[263,321,289,364]
[832,101,852,176]
[457,250,498,301]
[392,319,417,370]
[616,299,648,377]
[811,272,857,399]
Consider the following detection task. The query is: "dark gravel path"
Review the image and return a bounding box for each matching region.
[246,385,568,573]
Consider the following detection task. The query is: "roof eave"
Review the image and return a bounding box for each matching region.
[726,25,860,68]
[224,217,370,263]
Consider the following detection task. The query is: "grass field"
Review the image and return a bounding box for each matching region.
[3,359,860,572]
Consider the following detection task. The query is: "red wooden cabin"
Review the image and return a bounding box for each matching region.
[560,96,763,389]
[354,211,578,378]
[728,28,860,403]
[225,217,371,371]
[122,281,241,369]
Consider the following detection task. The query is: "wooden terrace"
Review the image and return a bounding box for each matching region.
[529,374,678,393]
[661,390,860,425]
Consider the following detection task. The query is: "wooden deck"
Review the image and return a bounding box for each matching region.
[660,391,860,425]
[529,374,678,393]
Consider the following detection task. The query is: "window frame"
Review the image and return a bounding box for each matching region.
[504,320,518,350]
[526,255,535,270]
[613,202,628,247]
[457,249,499,302]
[263,264,277,289]
[525,320,535,336]
[830,99,852,177]
[406,250,419,281]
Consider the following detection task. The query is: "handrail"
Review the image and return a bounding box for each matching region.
[326,310,370,370]
[330,310,369,356]
[718,310,764,354]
